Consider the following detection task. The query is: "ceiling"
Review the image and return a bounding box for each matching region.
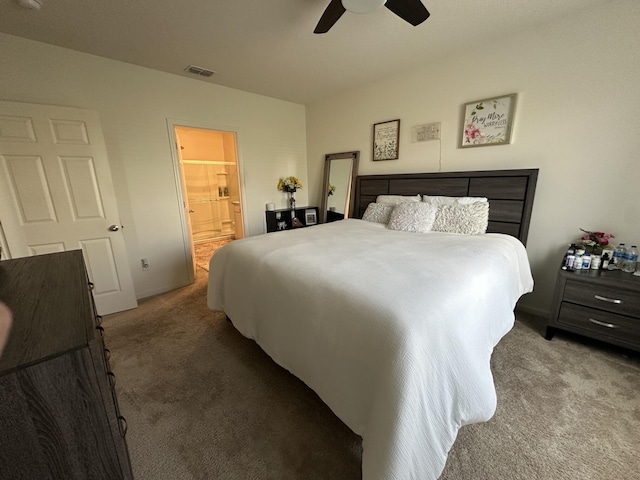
[0,0,601,105]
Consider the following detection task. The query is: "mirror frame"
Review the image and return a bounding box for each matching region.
[320,151,359,223]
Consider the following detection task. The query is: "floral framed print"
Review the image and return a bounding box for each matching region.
[459,93,517,148]
[373,119,400,161]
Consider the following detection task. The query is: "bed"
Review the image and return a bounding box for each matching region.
[207,169,538,479]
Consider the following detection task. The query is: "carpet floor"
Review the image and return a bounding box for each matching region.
[104,272,640,480]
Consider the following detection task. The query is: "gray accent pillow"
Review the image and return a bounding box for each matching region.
[432,202,489,235]
[362,203,395,224]
[387,203,437,233]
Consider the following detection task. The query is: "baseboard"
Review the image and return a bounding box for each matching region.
[136,279,193,301]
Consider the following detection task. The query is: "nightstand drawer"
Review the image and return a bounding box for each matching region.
[563,279,640,318]
[558,302,640,343]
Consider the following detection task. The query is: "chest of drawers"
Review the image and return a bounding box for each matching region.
[0,251,133,479]
[546,267,640,352]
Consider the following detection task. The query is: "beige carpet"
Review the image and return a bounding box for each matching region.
[104,273,640,480]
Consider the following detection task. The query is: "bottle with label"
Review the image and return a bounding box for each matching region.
[561,245,576,270]
[618,247,627,271]
[622,245,638,273]
[590,255,601,270]
[574,249,584,271]
[610,243,626,270]
[566,254,576,270]
[581,254,592,270]
[601,252,610,270]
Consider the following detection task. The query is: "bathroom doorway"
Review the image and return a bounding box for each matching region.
[173,125,244,277]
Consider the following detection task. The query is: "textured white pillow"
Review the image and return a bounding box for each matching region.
[376,194,421,205]
[422,195,488,205]
[387,203,437,233]
[432,202,489,235]
[457,196,488,205]
[361,203,395,224]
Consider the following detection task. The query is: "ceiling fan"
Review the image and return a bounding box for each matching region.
[314,0,430,34]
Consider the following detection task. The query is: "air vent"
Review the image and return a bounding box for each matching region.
[184,65,215,77]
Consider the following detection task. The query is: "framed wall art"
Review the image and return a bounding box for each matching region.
[373,119,400,161]
[459,93,517,148]
[305,208,317,226]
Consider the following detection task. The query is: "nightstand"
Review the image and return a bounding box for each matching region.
[265,206,319,233]
[546,267,640,352]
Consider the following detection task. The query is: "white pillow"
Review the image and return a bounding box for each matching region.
[457,196,488,205]
[422,195,488,205]
[387,203,437,233]
[376,194,421,205]
[432,202,489,235]
[362,203,395,224]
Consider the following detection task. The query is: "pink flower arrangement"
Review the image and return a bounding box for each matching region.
[579,228,614,253]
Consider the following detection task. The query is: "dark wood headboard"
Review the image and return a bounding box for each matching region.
[354,169,538,245]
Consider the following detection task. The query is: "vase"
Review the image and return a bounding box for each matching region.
[289,192,296,210]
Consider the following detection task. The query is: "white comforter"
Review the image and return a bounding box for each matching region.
[207,219,533,479]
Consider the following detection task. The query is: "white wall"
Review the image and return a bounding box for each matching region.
[306,0,640,316]
[0,33,308,299]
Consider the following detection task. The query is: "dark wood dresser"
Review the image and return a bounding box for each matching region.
[0,251,133,479]
[546,267,640,352]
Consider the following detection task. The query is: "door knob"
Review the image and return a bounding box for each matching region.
[189,209,194,213]
[108,225,120,232]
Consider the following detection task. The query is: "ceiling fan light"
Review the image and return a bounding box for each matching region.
[342,0,386,14]
[17,0,42,10]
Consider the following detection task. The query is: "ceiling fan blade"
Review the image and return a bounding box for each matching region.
[385,0,430,26]
[314,0,347,34]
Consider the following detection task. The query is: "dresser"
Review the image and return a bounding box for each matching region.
[546,267,640,352]
[0,251,133,479]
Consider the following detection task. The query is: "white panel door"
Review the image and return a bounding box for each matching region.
[0,101,137,315]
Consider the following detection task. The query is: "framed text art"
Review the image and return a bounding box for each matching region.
[373,119,400,161]
[459,93,517,148]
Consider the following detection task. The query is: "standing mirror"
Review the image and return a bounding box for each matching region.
[320,151,359,223]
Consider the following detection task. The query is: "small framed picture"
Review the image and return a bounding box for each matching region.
[373,119,400,161]
[305,209,317,226]
[459,93,517,148]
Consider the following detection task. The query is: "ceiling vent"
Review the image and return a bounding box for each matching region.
[184,65,215,77]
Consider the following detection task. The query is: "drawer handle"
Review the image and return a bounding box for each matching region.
[95,315,103,326]
[88,281,95,291]
[107,371,116,388]
[104,348,111,362]
[117,415,128,437]
[588,318,619,329]
[594,294,622,304]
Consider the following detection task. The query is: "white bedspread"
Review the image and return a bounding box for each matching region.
[207,219,533,479]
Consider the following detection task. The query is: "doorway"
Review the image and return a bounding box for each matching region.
[173,125,244,277]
